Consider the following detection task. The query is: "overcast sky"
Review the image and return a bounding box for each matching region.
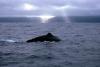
[0,0,100,16]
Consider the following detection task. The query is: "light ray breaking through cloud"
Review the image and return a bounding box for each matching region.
[38,15,55,23]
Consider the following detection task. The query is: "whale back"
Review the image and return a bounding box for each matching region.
[26,33,61,43]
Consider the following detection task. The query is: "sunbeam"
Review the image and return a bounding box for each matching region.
[38,15,55,23]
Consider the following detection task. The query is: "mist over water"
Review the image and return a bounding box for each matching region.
[0,17,100,67]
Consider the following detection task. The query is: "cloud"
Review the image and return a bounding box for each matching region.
[0,0,100,16]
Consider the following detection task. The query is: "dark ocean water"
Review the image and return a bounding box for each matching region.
[0,17,100,67]
[0,16,100,23]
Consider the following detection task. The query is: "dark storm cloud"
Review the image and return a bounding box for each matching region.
[0,0,100,16]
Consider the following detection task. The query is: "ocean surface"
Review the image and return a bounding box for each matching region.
[0,17,100,67]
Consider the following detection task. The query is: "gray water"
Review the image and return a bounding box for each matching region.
[0,22,100,67]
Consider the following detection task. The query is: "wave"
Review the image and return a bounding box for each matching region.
[0,39,17,43]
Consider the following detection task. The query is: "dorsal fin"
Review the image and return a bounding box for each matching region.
[46,33,53,36]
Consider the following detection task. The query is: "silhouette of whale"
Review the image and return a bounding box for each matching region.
[26,33,61,43]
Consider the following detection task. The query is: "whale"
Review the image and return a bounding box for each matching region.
[26,33,61,43]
